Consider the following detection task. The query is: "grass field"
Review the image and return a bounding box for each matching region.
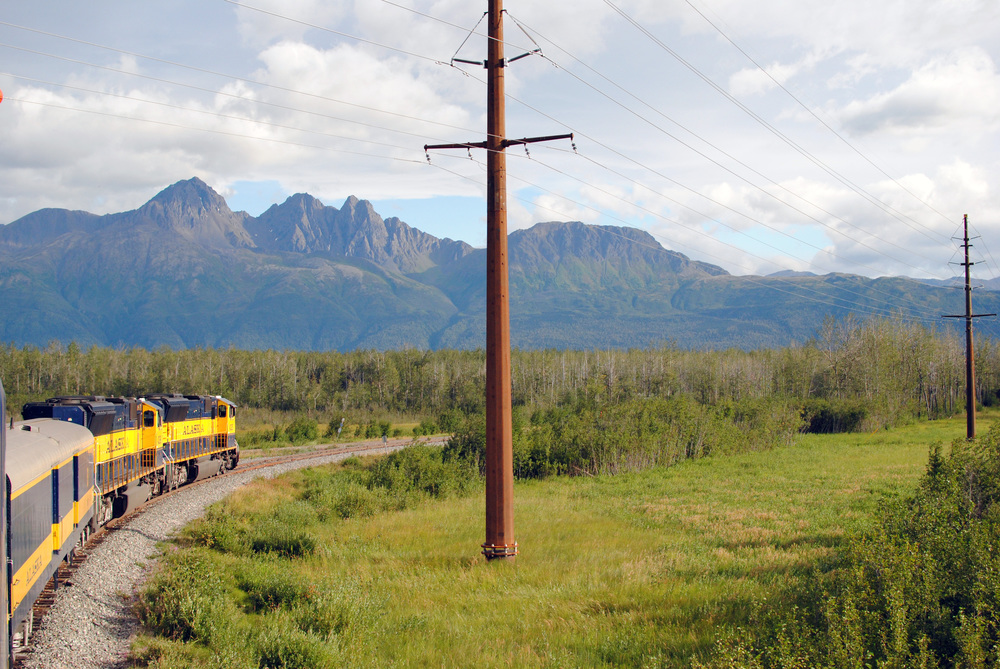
[133,413,986,668]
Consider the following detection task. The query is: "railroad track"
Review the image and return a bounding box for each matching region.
[17,436,445,666]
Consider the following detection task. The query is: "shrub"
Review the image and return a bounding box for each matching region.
[799,398,868,433]
[331,482,387,519]
[252,614,338,669]
[248,518,316,558]
[438,409,464,433]
[285,417,318,444]
[370,445,476,498]
[135,549,238,645]
[412,418,438,437]
[236,562,305,612]
[702,424,1000,667]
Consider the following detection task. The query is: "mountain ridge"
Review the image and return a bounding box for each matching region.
[0,177,994,351]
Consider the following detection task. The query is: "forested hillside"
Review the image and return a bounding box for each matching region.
[2,178,997,351]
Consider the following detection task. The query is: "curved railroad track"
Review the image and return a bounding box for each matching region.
[14,436,445,669]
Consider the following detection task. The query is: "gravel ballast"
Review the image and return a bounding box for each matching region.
[17,444,406,669]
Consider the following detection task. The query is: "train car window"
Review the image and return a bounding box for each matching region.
[143,411,155,428]
[219,405,227,418]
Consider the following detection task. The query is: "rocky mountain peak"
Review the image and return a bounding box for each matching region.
[136,177,254,248]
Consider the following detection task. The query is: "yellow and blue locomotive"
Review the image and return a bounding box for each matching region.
[5,392,238,648]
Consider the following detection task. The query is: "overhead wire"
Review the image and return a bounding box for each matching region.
[5,93,427,165]
[425,143,950,322]
[0,7,967,299]
[682,0,956,228]
[370,3,953,281]
[210,0,957,284]
[431,153,947,326]
[0,21,480,136]
[1,71,448,153]
[600,0,950,244]
[504,14,948,274]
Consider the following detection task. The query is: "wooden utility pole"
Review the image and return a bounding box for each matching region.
[944,215,995,440]
[483,0,515,561]
[425,0,571,560]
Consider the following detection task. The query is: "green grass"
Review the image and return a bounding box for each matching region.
[133,412,986,668]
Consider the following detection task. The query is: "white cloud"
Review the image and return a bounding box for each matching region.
[838,48,1000,136]
[729,59,803,97]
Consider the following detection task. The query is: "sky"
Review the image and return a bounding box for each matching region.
[1,0,998,281]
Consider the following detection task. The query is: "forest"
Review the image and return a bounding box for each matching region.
[2,313,997,480]
[1,315,995,431]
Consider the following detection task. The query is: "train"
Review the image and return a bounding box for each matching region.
[0,384,239,661]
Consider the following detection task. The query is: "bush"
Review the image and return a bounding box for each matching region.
[443,414,486,473]
[370,445,476,498]
[237,563,305,612]
[454,395,801,479]
[702,424,1000,668]
[252,614,338,669]
[438,409,464,433]
[412,418,438,437]
[136,549,238,645]
[248,518,316,558]
[799,398,868,433]
[285,417,318,444]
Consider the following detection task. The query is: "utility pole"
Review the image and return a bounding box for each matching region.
[943,215,995,440]
[425,0,571,560]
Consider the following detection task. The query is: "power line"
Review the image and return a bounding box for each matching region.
[502,15,948,276]
[380,5,952,280]
[432,150,947,322]
[681,0,956,228]
[1,72,442,153]
[0,21,480,136]
[601,0,950,245]
[5,94,426,165]
[4,12,950,282]
[0,10,963,287]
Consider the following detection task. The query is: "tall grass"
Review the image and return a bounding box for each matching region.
[697,420,1000,668]
[131,412,958,667]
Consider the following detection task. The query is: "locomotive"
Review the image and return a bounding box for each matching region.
[3,390,239,656]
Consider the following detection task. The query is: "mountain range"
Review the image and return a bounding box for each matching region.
[0,177,995,351]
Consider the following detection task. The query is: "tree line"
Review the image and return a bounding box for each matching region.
[0,315,995,430]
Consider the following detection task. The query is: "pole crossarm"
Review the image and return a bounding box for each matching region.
[424,133,572,153]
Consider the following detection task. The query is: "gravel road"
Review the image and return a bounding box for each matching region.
[16,441,412,669]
